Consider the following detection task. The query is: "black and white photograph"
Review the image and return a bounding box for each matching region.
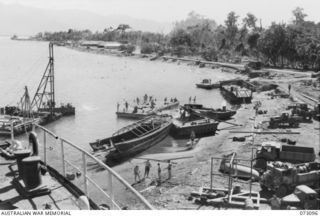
[0,0,319,213]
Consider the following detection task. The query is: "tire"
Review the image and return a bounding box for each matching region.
[276,185,288,197]
[260,184,268,192]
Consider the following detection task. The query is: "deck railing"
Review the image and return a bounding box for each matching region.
[29,124,154,210]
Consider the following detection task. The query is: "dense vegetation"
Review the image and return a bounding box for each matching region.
[34,8,320,71]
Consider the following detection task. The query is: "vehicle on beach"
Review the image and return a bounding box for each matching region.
[196,79,220,89]
[312,103,320,121]
[89,115,173,166]
[287,103,313,122]
[183,103,236,121]
[268,112,302,128]
[254,141,316,171]
[260,161,320,197]
[281,185,320,209]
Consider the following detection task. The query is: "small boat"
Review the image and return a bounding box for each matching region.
[115,111,155,119]
[183,104,236,120]
[89,115,172,166]
[0,116,40,137]
[196,79,220,90]
[38,103,75,116]
[220,85,252,104]
[116,100,179,120]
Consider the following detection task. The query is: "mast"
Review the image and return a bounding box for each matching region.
[19,86,32,119]
[31,43,55,115]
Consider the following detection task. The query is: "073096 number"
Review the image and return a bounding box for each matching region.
[299,211,318,215]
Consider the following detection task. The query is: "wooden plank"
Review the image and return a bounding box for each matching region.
[229,130,300,134]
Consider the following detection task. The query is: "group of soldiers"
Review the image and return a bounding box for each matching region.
[188,96,197,104]
[117,94,179,112]
[133,160,173,184]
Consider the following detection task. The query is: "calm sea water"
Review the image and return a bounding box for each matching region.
[0,37,242,155]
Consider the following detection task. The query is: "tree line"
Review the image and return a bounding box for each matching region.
[34,7,320,71]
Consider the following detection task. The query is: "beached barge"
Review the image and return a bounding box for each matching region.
[184,104,236,120]
[220,85,252,104]
[116,101,179,119]
[90,115,172,165]
[171,118,219,138]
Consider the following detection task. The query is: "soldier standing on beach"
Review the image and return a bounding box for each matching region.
[125,101,129,111]
[144,160,151,178]
[190,130,196,146]
[166,161,172,180]
[136,97,140,105]
[157,163,161,183]
[269,195,281,210]
[193,96,196,103]
[144,94,148,103]
[288,84,291,95]
[189,96,192,103]
[134,165,141,183]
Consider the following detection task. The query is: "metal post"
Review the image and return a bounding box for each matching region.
[108,172,114,209]
[10,121,14,143]
[82,152,88,197]
[60,139,65,176]
[210,157,213,190]
[250,148,253,198]
[43,131,47,164]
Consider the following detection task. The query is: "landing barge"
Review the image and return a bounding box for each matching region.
[90,115,172,166]
[220,85,252,104]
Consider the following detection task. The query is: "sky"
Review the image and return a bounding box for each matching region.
[1,0,319,26]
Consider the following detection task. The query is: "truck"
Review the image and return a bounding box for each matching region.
[287,103,313,122]
[313,103,320,121]
[281,185,320,209]
[254,141,316,171]
[260,161,320,197]
[269,112,302,128]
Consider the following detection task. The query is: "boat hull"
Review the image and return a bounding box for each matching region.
[183,104,236,121]
[105,122,172,166]
[116,111,153,119]
[197,109,236,120]
[170,120,218,138]
[39,106,75,116]
[220,86,252,104]
[196,83,220,90]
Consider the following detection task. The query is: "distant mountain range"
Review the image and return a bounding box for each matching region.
[0,3,173,36]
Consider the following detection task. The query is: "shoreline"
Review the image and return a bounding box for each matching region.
[62,42,319,209]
